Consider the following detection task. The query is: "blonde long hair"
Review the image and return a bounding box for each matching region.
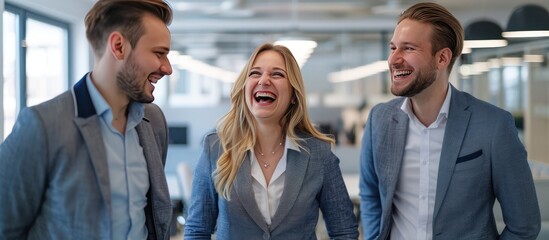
[214,43,334,200]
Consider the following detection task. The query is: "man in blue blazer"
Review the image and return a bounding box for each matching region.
[359,3,540,240]
[0,1,174,239]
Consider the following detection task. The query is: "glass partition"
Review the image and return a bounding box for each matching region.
[463,38,549,164]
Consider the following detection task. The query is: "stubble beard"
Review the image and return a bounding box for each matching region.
[391,61,438,98]
[116,53,154,103]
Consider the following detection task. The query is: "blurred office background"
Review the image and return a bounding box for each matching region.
[1,0,549,239]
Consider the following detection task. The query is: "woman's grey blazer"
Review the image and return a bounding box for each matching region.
[0,74,173,240]
[184,132,359,239]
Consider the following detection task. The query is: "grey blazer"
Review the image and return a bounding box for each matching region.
[0,75,172,240]
[184,132,359,239]
[359,85,541,240]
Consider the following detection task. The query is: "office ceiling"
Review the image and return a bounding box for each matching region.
[164,0,549,73]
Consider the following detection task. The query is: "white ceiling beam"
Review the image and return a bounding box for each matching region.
[169,18,397,33]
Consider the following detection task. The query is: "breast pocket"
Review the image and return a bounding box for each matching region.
[454,150,484,171]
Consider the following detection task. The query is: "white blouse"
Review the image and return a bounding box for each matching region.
[250,137,299,225]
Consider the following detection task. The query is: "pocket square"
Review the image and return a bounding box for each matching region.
[456,150,483,163]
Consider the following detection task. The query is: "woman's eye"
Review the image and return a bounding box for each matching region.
[273,72,285,78]
[249,71,261,77]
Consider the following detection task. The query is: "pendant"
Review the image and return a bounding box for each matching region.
[263,162,270,168]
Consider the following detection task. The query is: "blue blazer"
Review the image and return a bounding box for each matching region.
[359,85,541,239]
[0,75,172,240]
[184,132,359,239]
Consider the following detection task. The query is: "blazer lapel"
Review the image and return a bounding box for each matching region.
[269,148,308,230]
[234,153,270,232]
[72,77,112,215]
[382,110,409,192]
[136,120,171,208]
[378,108,408,237]
[74,117,111,206]
[433,86,471,219]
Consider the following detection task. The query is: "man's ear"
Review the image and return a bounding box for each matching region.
[436,48,452,70]
[108,31,126,60]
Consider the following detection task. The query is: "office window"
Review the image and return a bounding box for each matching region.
[2,4,70,140]
[25,18,69,106]
[167,69,221,107]
[502,66,521,112]
[488,68,501,107]
[3,11,19,140]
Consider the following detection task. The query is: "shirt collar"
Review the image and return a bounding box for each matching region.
[86,73,145,127]
[400,85,452,128]
[248,136,300,152]
[249,135,301,160]
[439,85,452,119]
[249,135,300,185]
[86,73,110,117]
[285,136,300,152]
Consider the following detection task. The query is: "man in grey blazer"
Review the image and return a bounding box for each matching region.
[359,2,540,240]
[0,1,174,239]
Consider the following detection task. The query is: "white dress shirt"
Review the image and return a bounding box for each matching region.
[391,87,452,240]
[250,137,299,225]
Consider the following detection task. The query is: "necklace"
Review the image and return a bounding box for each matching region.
[256,141,282,168]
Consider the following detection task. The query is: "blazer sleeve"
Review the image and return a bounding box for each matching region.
[319,151,359,239]
[0,108,48,238]
[184,134,219,240]
[359,109,383,240]
[492,112,541,239]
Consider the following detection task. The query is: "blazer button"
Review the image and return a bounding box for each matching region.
[263,232,270,240]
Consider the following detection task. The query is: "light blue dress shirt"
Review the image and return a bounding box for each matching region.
[86,74,149,240]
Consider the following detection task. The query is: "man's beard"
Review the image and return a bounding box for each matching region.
[116,54,154,103]
[391,61,437,98]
